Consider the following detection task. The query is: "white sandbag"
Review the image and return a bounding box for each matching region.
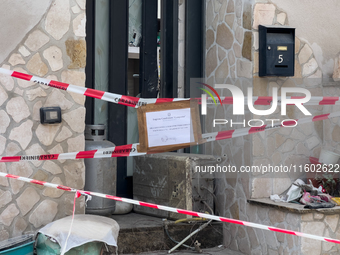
[38,214,119,254]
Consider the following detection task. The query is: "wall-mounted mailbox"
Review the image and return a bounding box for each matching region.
[259,25,295,77]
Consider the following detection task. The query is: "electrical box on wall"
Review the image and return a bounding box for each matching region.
[259,25,295,77]
[40,107,61,124]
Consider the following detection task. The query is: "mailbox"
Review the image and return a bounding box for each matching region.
[259,25,295,77]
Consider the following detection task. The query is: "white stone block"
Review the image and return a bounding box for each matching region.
[27,53,48,76]
[71,4,81,14]
[45,0,71,40]
[253,4,276,30]
[18,46,30,57]
[276,12,286,25]
[273,178,292,195]
[0,204,19,226]
[325,215,339,233]
[0,191,12,209]
[76,0,85,10]
[16,187,40,216]
[62,107,86,133]
[43,46,63,71]
[42,161,63,175]
[306,136,320,150]
[252,178,272,198]
[0,73,14,91]
[67,134,85,153]
[281,138,296,153]
[73,13,86,37]
[29,200,58,228]
[43,177,64,198]
[0,85,8,107]
[237,59,252,79]
[5,142,21,157]
[44,90,73,110]
[61,70,86,105]
[24,30,50,52]
[298,44,313,64]
[9,162,33,194]
[0,136,5,155]
[64,161,85,189]
[9,120,33,150]
[0,110,10,134]
[26,87,47,101]
[55,126,73,142]
[302,58,318,77]
[301,222,324,255]
[35,124,61,146]
[8,53,25,66]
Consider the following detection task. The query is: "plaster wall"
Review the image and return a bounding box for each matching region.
[267,0,340,77]
[0,1,52,64]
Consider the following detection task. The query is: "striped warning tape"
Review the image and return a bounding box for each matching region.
[0,144,145,162]
[0,67,339,107]
[1,111,339,163]
[0,171,339,245]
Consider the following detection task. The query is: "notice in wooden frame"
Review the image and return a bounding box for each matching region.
[137,100,203,153]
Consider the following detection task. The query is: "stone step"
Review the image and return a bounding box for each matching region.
[111,213,224,254]
[124,246,247,255]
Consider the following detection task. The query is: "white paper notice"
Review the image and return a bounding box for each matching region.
[146,108,191,147]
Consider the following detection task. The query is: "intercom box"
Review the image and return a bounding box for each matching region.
[259,25,295,77]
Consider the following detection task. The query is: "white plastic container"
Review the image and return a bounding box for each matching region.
[319,148,340,164]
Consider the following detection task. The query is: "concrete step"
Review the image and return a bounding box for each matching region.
[124,246,246,255]
[111,213,224,254]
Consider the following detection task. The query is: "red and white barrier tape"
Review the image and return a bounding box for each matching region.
[1,111,339,163]
[0,144,145,162]
[0,171,339,245]
[61,191,81,255]
[0,67,339,107]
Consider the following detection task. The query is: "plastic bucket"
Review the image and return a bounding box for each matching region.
[319,149,340,164]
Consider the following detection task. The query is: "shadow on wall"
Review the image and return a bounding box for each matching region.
[0,0,52,63]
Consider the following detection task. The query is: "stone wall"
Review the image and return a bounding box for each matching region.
[235,202,340,255]
[0,0,86,239]
[205,0,340,254]
[205,0,254,211]
[224,203,302,254]
[251,3,324,199]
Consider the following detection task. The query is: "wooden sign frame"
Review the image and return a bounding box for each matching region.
[137,100,203,153]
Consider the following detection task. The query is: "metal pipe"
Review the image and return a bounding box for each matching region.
[168,201,214,254]
[168,219,212,253]
[165,226,194,251]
